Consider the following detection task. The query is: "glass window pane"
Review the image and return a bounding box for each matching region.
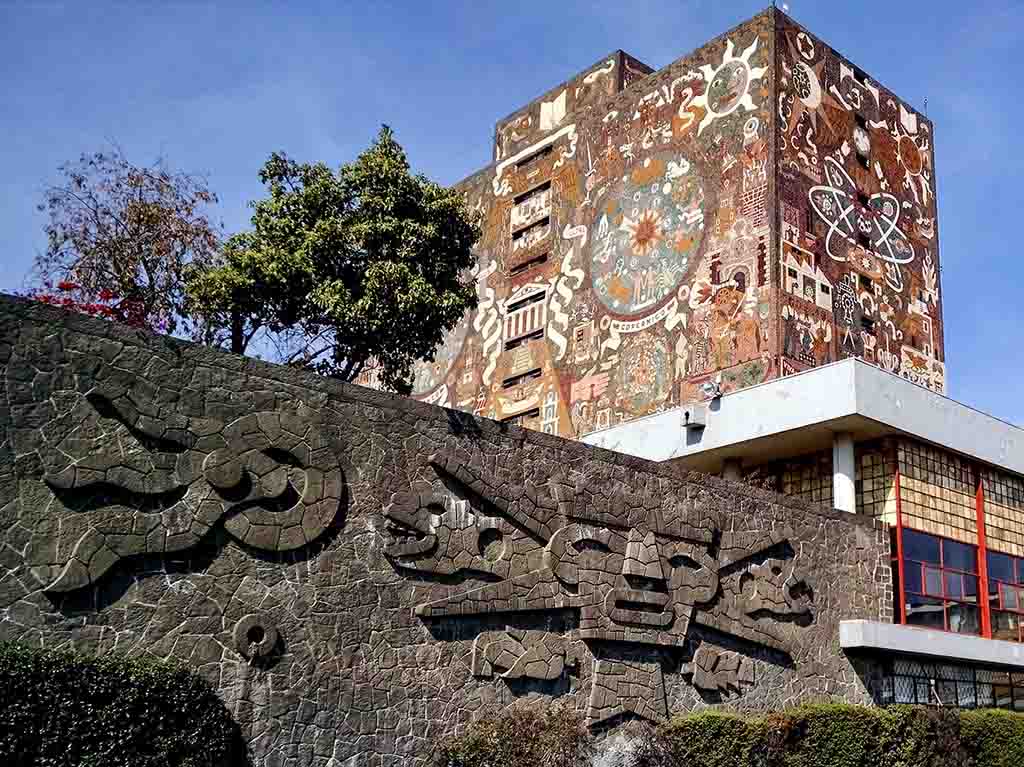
[944,572,963,600]
[924,566,943,597]
[947,603,980,635]
[906,595,945,630]
[1004,584,1020,611]
[904,529,940,564]
[903,561,922,594]
[993,611,1021,643]
[989,552,1015,583]
[943,540,978,573]
[962,574,979,602]
[1017,557,1024,585]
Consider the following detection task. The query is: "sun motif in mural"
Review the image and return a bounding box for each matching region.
[691,37,768,135]
[626,209,664,257]
[891,117,933,208]
[780,33,843,144]
[589,154,705,316]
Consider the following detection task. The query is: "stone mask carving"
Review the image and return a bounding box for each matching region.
[384,446,815,725]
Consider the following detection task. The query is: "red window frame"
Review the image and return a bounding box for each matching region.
[901,526,982,636]
[987,549,1024,643]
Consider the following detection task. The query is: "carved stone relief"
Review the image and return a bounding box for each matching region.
[1,296,890,767]
[385,446,815,726]
[33,382,344,592]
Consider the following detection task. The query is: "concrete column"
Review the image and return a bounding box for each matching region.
[721,458,742,483]
[832,432,856,513]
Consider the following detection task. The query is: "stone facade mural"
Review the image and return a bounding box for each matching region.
[362,9,944,442]
[1,297,892,765]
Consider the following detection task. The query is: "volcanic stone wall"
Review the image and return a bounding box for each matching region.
[0,297,891,766]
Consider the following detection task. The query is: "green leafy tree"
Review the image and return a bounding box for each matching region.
[187,127,480,393]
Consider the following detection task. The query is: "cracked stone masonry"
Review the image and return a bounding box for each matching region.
[0,296,892,766]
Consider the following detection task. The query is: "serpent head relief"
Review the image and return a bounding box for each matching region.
[36,382,344,592]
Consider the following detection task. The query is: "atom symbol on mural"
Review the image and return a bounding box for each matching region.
[809,157,915,293]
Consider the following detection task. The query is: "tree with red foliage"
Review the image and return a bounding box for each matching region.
[30,148,221,335]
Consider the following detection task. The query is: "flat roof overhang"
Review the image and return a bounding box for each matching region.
[581,358,1024,476]
[840,620,1024,669]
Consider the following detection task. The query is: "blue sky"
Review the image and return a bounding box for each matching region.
[1,1,1020,423]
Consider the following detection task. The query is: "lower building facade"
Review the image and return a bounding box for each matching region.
[586,356,1024,712]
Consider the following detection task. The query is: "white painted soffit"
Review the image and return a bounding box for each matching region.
[840,620,1024,669]
[581,359,1024,477]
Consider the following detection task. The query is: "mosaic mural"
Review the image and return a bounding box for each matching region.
[776,15,944,391]
[359,9,944,442]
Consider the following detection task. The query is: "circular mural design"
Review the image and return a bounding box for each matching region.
[411,314,471,396]
[708,60,750,116]
[898,135,923,176]
[590,154,705,316]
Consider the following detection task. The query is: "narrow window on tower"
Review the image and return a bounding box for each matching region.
[501,368,543,389]
[509,253,549,277]
[515,145,553,171]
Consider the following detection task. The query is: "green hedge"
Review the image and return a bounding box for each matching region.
[435,702,593,767]
[438,702,1024,767]
[0,642,246,767]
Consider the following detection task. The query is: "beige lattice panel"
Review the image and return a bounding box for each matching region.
[983,469,1024,558]
[898,441,976,546]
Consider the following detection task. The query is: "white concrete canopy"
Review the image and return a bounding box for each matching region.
[581,358,1024,477]
[840,620,1024,668]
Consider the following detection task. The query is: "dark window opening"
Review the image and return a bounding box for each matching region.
[854,67,868,85]
[858,232,872,250]
[501,408,541,426]
[507,291,546,314]
[858,191,871,207]
[855,113,868,130]
[861,316,875,333]
[510,253,549,277]
[504,328,545,351]
[512,216,550,240]
[820,284,831,295]
[501,367,542,389]
[513,180,551,206]
[515,145,553,170]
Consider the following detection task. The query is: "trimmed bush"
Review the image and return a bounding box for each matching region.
[634,711,761,767]
[0,641,246,767]
[434,701,593,767]
[961,709,1024,767]
[440,701,1024,767]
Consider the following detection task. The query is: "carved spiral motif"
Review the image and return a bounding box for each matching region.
[233,613,279,661]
